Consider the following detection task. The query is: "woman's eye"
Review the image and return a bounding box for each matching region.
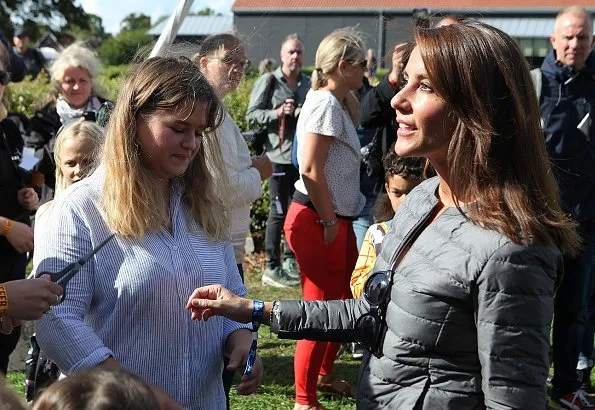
[420,82,433,92]
[171,127,184,133]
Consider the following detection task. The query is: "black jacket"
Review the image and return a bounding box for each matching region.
[359,75,398,183]
[540,50,595,222]
[0,117,31,259]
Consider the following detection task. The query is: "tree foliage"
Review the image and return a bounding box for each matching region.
[98,29,152,66]
[0,0,89,41]
[120,13,151,32]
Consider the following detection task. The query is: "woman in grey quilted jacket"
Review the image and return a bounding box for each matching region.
[187,21,580,410]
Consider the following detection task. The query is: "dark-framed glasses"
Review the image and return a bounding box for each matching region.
[219,55,250,71]
[355,270,391,355]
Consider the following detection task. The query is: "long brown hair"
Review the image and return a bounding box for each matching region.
[415,21,580,256]
[101,57,227,240]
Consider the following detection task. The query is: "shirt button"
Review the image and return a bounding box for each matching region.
[171,245,179,251]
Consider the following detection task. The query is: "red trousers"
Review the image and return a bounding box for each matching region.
[284,202,357,405]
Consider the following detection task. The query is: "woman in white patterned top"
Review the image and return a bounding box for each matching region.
[284,27,367,410]
[34,57,262,410]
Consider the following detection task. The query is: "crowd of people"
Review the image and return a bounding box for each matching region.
[0,5,594,410]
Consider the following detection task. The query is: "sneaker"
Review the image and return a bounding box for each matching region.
[282,257,300,279]
[262,266,300,288]
[578,368,594,394]
[557,390,595,409]
[352,343,365,360]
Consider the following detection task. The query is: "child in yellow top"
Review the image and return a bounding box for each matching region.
[350,150,430,298]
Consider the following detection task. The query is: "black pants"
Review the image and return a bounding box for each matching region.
[0,249,27,374]
[265,163,299,269]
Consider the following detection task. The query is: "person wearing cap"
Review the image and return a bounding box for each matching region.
[13,29,45,79]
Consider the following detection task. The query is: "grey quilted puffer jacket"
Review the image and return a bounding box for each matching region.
[271,177,561,409]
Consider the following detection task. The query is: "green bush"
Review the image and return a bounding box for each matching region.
[98,30,152,66]
[6,73,52,117]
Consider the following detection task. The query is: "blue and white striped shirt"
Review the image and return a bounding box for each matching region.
[34,169,248,410]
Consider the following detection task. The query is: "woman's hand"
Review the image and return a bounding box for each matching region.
[17,187,39,211]
[251,154,273,180]
[186,285,252,323]
[225,328,263,395]
[5,220,34,253]
[3,277,63,320]
[237,354,263,395]
[324,223,339,245]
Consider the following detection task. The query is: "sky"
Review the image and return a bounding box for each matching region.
[79,0,235,34]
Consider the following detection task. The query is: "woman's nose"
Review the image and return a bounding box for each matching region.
[391,87,409,112]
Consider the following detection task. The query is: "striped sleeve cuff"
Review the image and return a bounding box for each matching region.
[68,346,115,373]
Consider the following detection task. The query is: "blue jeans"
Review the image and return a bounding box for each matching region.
[552,222,595,398]
[352,192,376,252]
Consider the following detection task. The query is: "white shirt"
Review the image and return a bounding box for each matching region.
[295,90,365,217]
[217,110,262,262]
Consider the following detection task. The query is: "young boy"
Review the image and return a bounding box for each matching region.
[350,149,430,299]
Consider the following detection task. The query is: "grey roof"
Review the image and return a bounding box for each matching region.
[147,15,233,37]
[479,17,595,38]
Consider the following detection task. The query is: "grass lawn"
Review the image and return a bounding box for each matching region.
[6,252,358,409]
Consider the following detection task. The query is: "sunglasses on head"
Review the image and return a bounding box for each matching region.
[355,270,392,356]
[0,71,9,86]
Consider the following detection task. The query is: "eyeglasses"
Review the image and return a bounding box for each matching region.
[350,60,368,70]
[0,71,10,86]
[219,55,250,71]
[355,270,392,355]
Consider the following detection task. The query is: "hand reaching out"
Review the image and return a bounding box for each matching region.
[186,285,252,324]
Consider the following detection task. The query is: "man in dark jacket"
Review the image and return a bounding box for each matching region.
[12,29,45,79]
[542,7,595,409]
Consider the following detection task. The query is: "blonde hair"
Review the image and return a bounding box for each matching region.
[555,6,593,33]
[50,42,105,98]
[101,57,227,240]
[53,118,104,196]
[311,27,364,124]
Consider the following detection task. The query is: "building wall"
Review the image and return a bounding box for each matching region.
[234,13,416,69]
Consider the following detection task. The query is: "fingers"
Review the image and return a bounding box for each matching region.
[48,281,64,297]
[185,285,221,309]
[236,356,262,395]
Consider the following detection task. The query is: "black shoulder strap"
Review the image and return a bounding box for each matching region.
[265,74,277,109]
